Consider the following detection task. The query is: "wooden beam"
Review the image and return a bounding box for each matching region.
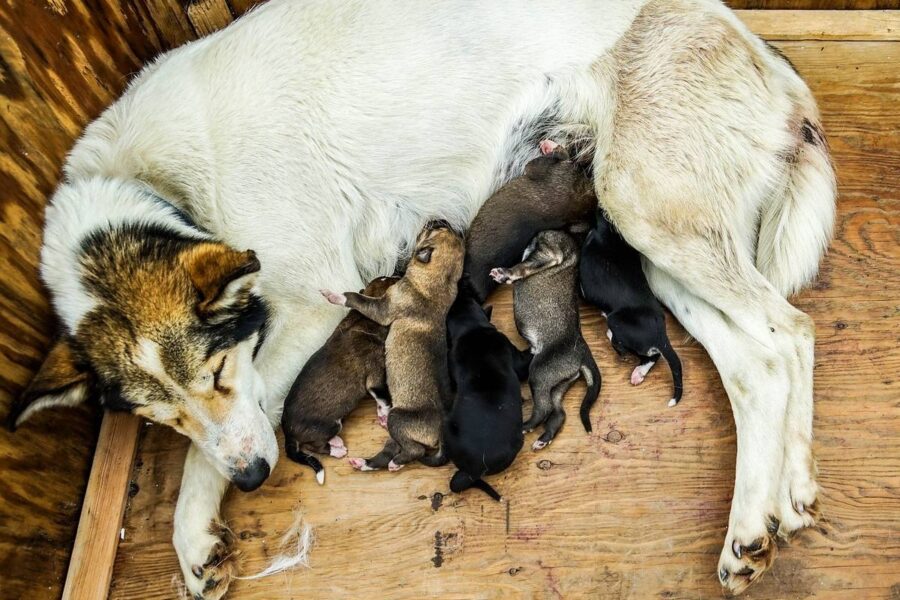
[735,9,900,40]
[61,412,142,600]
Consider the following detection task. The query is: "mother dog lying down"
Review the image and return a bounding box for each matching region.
[9,0,835,597]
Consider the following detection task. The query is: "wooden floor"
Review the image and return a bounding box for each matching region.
[104,11,900,600]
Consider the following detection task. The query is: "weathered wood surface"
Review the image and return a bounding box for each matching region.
[106,14,900,600]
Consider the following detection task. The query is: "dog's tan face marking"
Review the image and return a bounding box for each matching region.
[13,227,277,487]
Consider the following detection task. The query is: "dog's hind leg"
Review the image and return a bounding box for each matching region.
[643,260,814,594]
[533,375,578,450]
[349,439,400,472]
[523,377,555,433]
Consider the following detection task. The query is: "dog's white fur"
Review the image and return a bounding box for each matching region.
[36,0,834,596]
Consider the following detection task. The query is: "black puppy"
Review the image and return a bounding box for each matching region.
[443,280,532,500]
[580,209,683,406]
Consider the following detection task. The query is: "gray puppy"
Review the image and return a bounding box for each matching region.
[491,230,601,449]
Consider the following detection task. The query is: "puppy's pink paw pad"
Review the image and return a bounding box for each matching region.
[320,290,346,305]
[532,440,548,451]
[630,368,645,386]
[490,268,509,284]
[348,458,367,470]
[377,416,388,428]
[330,445,348,458]
[387,460,405,472]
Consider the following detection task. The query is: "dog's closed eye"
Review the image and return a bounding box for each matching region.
[416,246,434,263]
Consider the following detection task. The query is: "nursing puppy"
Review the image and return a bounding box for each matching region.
[282,276,398,484]
[444,279,532,501]
[321,224,464,471]
[465,140,595,302]
[580,209,684,407]
[491,230,601,449]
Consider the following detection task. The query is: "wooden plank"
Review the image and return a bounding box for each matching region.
[62,413,142,600]
[736,9,900,40]
[727,0,900,8]
[108,36,900,600]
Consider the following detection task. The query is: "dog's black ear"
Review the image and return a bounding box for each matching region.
[8,338,91,430]
[483,304,494,321]
[415,246,434,264]
[182,243,261,318]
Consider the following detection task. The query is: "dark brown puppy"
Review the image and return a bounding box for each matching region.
[491,230,601,449]
[465,139,595,302]
[321,224,464,471]
[281,276,398,484]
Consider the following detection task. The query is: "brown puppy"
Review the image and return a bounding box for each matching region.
[465,139,595,302]
[281,276,398,484]
[321,224,464,471]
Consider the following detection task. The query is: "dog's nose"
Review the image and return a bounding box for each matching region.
[232,457,270,492]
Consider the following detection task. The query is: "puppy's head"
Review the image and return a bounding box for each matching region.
[411,224,465,281]
[11,230,278,491]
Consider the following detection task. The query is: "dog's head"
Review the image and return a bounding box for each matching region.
[11,226,278,491]
[410,223,466,289]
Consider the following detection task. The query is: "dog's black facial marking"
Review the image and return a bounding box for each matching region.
[97,379,138,413]
[201,294,271,357]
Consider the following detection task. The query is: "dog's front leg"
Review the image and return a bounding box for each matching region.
[489,256,558,284]
[173,444,235,600]
[321,289,396,326]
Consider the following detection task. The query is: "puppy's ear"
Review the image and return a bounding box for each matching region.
[415,246,434,264]
[483,304,494,321]
[181,243,261,318]
[8,338,91,430]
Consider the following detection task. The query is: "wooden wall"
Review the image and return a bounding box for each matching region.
[0,1,894,599]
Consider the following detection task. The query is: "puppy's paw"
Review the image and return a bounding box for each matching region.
[329,444,348,459]
[539,139,560,155]
[387,460,405,472]
[531,439,548,451]
[320,289,347,306]
[348,457,376,471]
[489,268,511,284]
[376,415,388,428]
[630,366,646,386]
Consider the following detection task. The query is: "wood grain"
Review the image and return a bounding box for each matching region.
[108,26,900,600]
[0,3,895,600]
[61,413,141,600]
[736,10,900,39]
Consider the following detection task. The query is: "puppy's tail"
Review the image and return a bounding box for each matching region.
[579,348,602,433]
[285,441,326,485]
[659,338,683,408]
[450,470,502,502]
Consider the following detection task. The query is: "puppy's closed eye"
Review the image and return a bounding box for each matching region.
[416,246,434,263]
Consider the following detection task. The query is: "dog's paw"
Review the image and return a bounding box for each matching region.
[718,521,778,596]
[387,460,405,472]
[489,268,511,284]
[777,461,820,535]
[539,139,560,155]
[320,289,346,306]
[348,457,376,471]
[630,366,646,386]
[531,439,548,451]
[183,522,239,600]
[376,415,388,428]
[329,442,348,459]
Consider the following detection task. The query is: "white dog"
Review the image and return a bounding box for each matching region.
[10,0,834,597]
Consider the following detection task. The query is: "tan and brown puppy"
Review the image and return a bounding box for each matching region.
[282,275,398,484]
[321,224,464,471]
[465,140,596,302]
